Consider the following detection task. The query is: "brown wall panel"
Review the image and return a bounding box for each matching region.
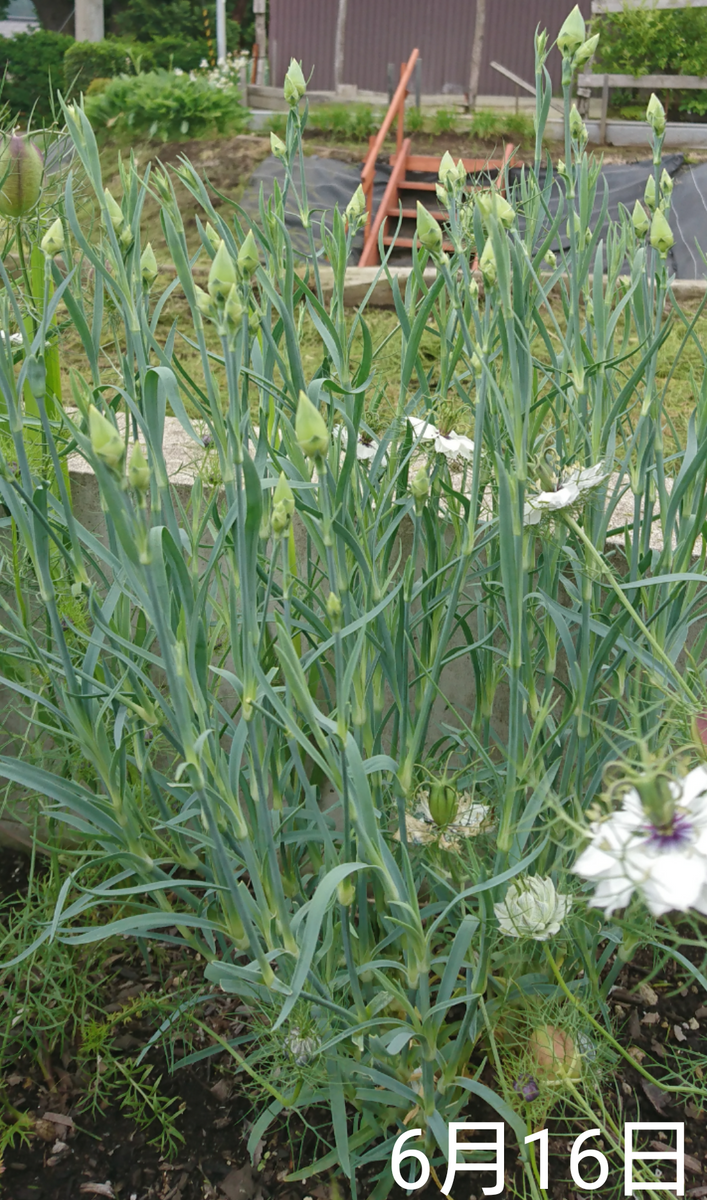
[269,0,592,96]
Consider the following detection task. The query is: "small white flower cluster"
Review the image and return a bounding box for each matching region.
[494,876,571,941]
[524,463,607,525]
[573,765,707,916]
[175,52,250,93]
[408,415,474,462]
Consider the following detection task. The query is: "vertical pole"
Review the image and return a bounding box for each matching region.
[387,63,395,105]
[253,0,267,86]
[75,0,104,41]
[334,0,348,93]
[397,63,405,160]
[468,0,487,112]
[216,0,227,64]
[600,74,609,144]
[415,57,421,109]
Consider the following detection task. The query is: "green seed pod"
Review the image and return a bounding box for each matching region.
[428,780,459,827]
[89,405,125,471]
[295,390,329,458]
[208,239,237,303]
[410,466,430,514]
[0,135,43,218]
[41,216,64,257]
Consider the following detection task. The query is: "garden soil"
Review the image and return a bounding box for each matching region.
[3,845,707,1200]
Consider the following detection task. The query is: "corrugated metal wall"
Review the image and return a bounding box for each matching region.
[269,0,592,96]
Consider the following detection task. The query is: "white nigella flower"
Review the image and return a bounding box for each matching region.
[524,462,607,525]
[395,790,492,850]
[573,765,707,916]
[336,424,387,464]
[284,1027,320,1065]
[494,876,571,941]
[0,331,23,345]
[408,415,474,461]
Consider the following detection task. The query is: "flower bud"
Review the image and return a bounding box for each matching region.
[204,221,221,252]
[495,877,571,942]
[428,780,458,827]
[646,92,666,137]
[237,229,259,278]
[284,59,307,106]
[644,173,656,212]
[140,242,158,289]
[632,198,649,238]
[476,190,515,228]
[103,188,124,232]
[337,877,356,907]
[0,134,43,218]
[438,150,457,188]
[536,29,548,59]
[270,131,287,159]
[544,249,557,269]
[557,159,566,176]
[41,216,64,257]
[660,167,673,199]
[345,183,366,226]
[471,351,483,375]
[194,284,216,320]
[273,470,295,518]
[208,239,237,303]
[569,103,585,141]
[410,466,430,514]
[224,283,245,327]
[468,276,479,303]
[88,405,125,471]
[557,5,586,59]
[295,390,329,458]
[416,201,443,256]
[435,182,449,209]
[326,591,342,628]
[271,502,291,536]
[479,238,497,287]
[650,207,674,257]
[128,441,150,492]
[573,32,600,69]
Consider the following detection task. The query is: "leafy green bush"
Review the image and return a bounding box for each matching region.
[593,5,707,117]
[85,67,247,141]
[64,40,133,98]
[304,103,379,142]
[114,0,240,50]
[0,30,73,119]
[134,35,211,73]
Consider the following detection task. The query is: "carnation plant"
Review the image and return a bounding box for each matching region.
[2,18,707,1196]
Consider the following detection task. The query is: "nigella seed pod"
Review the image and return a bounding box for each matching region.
[0,134,43,218]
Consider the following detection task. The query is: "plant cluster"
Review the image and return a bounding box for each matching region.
[592,3,707,118]
[1,9,707,1195]
[0,30,73,119]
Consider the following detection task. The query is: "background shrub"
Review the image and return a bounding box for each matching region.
[64,40,133,98]
[84,68,248,141]
[593,6,707,117]
[113,0,240,49]
[0,29,73,119]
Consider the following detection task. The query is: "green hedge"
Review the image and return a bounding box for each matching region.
[593,6,707,117]
[64,37,212,98]
[84,68,248,142]
[0,30,73,119]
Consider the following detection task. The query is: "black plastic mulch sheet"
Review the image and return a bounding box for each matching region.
[240,151,707,279]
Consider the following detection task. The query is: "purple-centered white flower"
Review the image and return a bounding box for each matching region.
[408,415,474,461]
[524,462,608,525]
[573,765,707,916]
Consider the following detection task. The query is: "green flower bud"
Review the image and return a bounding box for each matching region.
[345,183,366,226]
[569,103,585,141]
[271,501,291,536]
[650,207,674,257]
[416,201,443,256]
[646,92,666,137]
[270,131,287,159]
[557,159,566,176]
[468,276,479,303]
[660,167,673,199]
[438,150,457,188]
[544,249,557,268]
[204,221,221,253]
[557,5,586,58]
[476,190,515,228]
[41,216,64,257]
[224,282,245,327]
[536,29,548,59]
[237,229,259,278]
[644,174,656,212]
[471,351,483,375]
[632,199,650,238]
[140,241,158,289]
[208,239,237,303]
[326,591,342,628]
[88,405,125,471]
[119,224,134,251]
[573,32,600,69]
[194,284,216,320]
[273,470,295,518]
[103,188,124,232]
[479,238,497,288]
[128,441,150,492]
[295,390,329,458]
[0,135,43,218]
[284,59,307,106]
[410,466,430,514]
[337,877,356,907]
[435,181,449,209]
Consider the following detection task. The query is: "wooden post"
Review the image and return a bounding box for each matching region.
[216,0,227,63]
[468,0,487,111]
[334,0,348,93]
[253,0,267,86]
[397,63,405,159]
[75,0,104,41]
[600,74,609,144]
